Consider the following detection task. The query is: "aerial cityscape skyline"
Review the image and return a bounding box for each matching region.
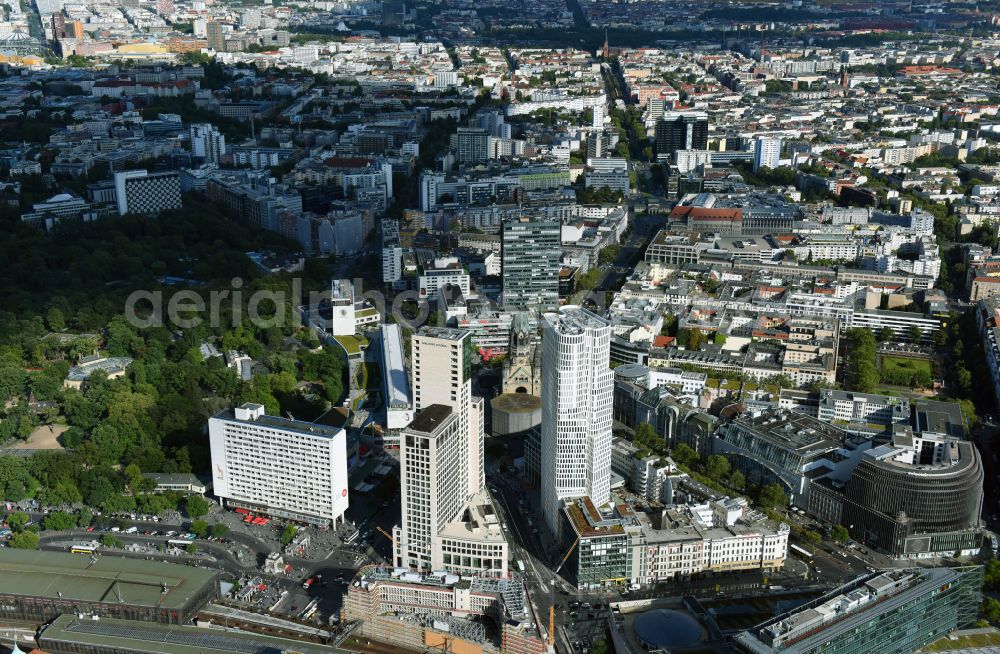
[2,0,1000,652]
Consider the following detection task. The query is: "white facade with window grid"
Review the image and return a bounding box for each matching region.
[208,403,349,526]
[410,327,484,499]
[540,307,614,535]
[114,169,182,216]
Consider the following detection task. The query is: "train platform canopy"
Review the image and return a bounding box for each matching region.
[39,614,338,654]
[0,548,216,610]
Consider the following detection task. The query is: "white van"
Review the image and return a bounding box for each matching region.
[125,526,139,534]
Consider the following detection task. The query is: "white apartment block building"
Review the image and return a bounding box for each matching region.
[418,257,471,299]
[585,169,630,194]
[753,136,781,173]
[675,150,712,174]
[816,389,911,428]
[190,123,226,163]
[453,312,515,353]
[540,307,614,535]
[610,437,678,503]
[648,367,708,395]
[794,240,861,262]
[382,245,404,285]
[208,403,349,526]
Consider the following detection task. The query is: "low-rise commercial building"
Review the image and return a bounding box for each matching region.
[379,323,413,432]
[816,389,910,430]
[140,472,208,494]
[432,489,509,578]
[560,495,788,589]
[712,411,864,508]
[37,614,334,654]
[64,354,133,389]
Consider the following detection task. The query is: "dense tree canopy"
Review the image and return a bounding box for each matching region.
[0,190,347,511]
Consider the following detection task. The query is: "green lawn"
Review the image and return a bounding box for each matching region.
[353,361,382,391]
[880,355,932,376]
[334,334,368,355]
[923,632,1000,651]
[872,386,930,398]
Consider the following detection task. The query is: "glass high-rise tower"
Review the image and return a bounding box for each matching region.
[501,217,561,310]
[540,307,613,535]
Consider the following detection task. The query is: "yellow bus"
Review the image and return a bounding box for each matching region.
[69,544,99,554]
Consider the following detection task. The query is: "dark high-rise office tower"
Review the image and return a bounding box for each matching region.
[206,21,225,51]
[501,217,561,310]
[655,112,708,161]
[449,127,490,163]
[50,12,67,39]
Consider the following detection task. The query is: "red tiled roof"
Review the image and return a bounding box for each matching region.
[898,65,962,76]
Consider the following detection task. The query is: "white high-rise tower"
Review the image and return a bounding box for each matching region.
[395,404,464,571]
[409,327,484,497]
[753,136,781,173]
[190,123,227,164]
[540,306,613,535]
[591,104,605,129]
[394,327,499,574]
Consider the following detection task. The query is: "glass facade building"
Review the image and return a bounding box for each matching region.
[501,217,561,310]
[841,433,983,558]
[561,497,632,588]
[735,566,983,654]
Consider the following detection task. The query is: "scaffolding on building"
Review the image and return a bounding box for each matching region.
[417,613,487,644]
[469,576,526,616]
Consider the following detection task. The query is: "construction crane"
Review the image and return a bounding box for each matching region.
[554,538,579,575]
[547,604,555,645]
[548,538,580,646]
[376,526,395,545]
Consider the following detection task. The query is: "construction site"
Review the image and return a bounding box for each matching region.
[343,566,549,654]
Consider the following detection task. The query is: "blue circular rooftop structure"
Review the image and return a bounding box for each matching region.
[633,609,702,650]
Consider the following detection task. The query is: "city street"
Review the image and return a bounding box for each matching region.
[487,475,573,652]
[30,505,382,627]
[484,463,891,654]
